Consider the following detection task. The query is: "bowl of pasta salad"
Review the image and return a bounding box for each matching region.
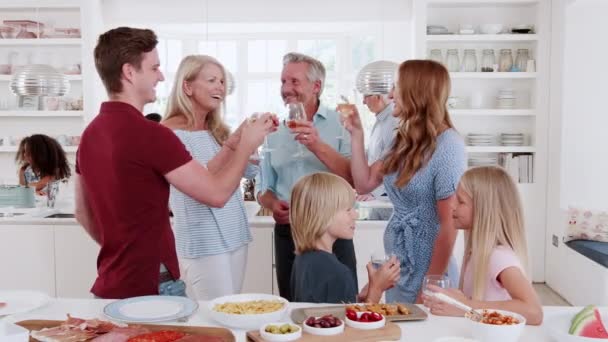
[208,293,289,330]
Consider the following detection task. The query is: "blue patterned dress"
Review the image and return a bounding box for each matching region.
[383,129,466,303]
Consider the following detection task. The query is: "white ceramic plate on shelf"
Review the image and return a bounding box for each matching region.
[0,290,51,317]
[103,295,198,323]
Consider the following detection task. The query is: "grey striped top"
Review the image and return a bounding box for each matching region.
[169,130,256,258]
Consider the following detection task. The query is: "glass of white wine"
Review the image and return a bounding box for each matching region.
[285,102,306,158]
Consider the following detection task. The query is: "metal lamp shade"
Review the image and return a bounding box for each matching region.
[9,64,70,97]
[356,60,399,95]
[225,70,235,96]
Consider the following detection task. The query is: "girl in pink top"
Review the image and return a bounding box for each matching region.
[422,166,543,325]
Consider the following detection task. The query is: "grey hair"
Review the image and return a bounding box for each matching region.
[283,52,326,98]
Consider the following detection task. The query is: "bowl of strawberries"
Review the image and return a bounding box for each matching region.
[345,309,386,330]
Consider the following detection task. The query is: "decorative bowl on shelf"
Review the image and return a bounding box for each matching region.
[480,24,504,34]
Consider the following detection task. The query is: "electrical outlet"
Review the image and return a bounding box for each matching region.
[552,235,559,247]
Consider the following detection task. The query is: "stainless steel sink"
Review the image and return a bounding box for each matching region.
[45,213,75,218]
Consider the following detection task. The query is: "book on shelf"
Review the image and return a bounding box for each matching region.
[498,153,534,184]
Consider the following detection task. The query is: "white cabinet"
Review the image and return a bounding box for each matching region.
[0,225,55,295]
[54,225,99,298]
[241,227,274,294]
[353,221,387,291]
[413,0,551,281]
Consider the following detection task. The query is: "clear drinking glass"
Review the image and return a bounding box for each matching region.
[285,102,306,158]
[462,49,477,72]
[250,112,275,159]
[446,49,460,72]
[370,251,391,269]
[514,48,530,72]
[429,49,444,65]
[423,275,451,296]
[499,49,514,72]
[481,49,496,72]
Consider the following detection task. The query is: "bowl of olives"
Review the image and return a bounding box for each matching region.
[259,323,302,341]
[302,315,344,336]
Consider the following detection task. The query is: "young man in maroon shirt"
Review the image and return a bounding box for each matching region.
[75,27,275,299]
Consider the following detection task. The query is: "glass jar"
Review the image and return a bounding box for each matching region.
[481,49,496,72]
[429,49,443,65]
[446,49,460,72]
[462,49,477,72]
[514,48,530,72]
[499,49,513,72]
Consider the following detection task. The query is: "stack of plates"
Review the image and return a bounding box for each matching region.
[496,89,516,109]
[466,133,496,146]
[469,155,498,167]
[500,133,525,146]
[427,25,449,35]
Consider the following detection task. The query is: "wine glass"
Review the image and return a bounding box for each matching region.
[423,275,451,296]
[249,113,275,159]
[285,102,306,158]
[336,95,354,140]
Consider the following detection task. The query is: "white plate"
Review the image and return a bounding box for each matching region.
[545,310,608,342]
[0,290,50,317]
[103,296,198,323]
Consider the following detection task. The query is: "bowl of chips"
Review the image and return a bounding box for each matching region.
[208,293,289,330]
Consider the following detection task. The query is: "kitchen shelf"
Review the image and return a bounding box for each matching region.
[451,109,535,116]
[0,75,82,81]
[450,72,537,79]
[0,146,77,153]
[466,146,536,153]
[0,39,82,46]
[427,34,538,42]
[0,111,83,117]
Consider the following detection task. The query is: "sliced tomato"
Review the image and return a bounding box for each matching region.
[127,330,187,342]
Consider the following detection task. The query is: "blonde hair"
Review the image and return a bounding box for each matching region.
[383,60,454,187]
[290,172,355,254]
[164,55,230,145]
[458,166,529,301]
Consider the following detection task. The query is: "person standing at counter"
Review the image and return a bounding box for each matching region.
[257,52,357,301]
[355,93,397,221]
[74,27,275,299]
[16,134,71,205]
[162,55,260,300]
[343,60,466,303]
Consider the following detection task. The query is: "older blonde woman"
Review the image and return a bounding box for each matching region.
[343,60,466,303]
[163,55,259,300]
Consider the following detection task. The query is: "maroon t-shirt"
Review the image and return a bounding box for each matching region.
[76,101,192,299]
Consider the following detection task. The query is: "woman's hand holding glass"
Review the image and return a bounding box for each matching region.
[337,104,364,138]
[240,112,279,155]
[422,284,471,317]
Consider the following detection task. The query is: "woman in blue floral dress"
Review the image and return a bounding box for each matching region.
[344,60,466,303]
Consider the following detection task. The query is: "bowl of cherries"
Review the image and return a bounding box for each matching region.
[345,309,386,330]
[303,314,344,336]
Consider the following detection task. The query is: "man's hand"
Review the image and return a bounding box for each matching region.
[272,200,290,224]
[290,121,322,152]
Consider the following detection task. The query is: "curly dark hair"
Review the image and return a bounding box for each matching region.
[15,134,71,181]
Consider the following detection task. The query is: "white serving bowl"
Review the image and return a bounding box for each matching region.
[208,293,288,330]
[480,24,504,34]
[469,309,526,342]
[546,311,608,342]
[345,311,386,330]
[259,323,302,342]
[302,317,344,336]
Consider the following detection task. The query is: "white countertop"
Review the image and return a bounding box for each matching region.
[0,298,570,342]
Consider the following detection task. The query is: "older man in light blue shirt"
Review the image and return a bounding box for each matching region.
[257,52,357,301]
[357,95,398,220]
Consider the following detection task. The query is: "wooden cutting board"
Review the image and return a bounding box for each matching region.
[247,322,401,341]
[16,319,235,342]
[290,303,428,323]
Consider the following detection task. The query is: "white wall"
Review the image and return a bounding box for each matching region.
[560,0,608,209]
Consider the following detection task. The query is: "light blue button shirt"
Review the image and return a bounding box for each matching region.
[258,104,351,201]
[367,102,398,198]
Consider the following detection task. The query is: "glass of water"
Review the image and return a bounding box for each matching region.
[370,251,393,269]
[423,274,451,296]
